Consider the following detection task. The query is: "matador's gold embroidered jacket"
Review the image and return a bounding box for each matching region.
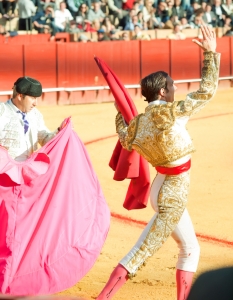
[0,99,57,160]
[116,51,220,167]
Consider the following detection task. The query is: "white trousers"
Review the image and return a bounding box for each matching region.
[120,173,200,273]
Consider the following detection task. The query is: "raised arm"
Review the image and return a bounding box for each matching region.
[175,25,221,117]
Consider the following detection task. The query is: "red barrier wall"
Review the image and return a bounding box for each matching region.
[30,34,51,43]
[230,36,233,75]
[0,35,4,44]
[170,39,201,80]
[57,40,140,87]
[140,39,170,78]
[216,37,231,77]
[0,38,232,104]
[24,43,57,104]
[0,44,24,90]
[57,41,140,103]
[24,43,57,87]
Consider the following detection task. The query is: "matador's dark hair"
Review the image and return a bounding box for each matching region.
[140,71,169,103]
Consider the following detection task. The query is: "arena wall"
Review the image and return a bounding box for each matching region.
[0,36,232,104]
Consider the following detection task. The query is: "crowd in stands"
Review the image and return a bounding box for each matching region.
[0,0,233,41]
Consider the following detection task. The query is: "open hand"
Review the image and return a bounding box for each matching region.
[192,25,216,52]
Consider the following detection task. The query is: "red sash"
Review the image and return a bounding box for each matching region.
[156,159,191,175]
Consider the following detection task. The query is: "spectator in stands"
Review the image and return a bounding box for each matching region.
[137,0,144,11]
[2,0,16,19]
[223,15,232,30]
[124,13,139,30]
[108,0,122,24]
[18,0,37,30]
[132,23,151,39]
[40,0,57,11]
[54,1,73,31]
[181,0,190,10]
[138,9,149,28]
[156,1,169,23]
[88,0,105,23]
[186,0,200,21]
[66,0,91,17]
[212,0,226,27]
[163,14,177,28]
[139,11,147,29]
[91,18,101,30]
[74,3,90,30]
[222,0,233,20]
[137,10,143,24]
[201,1,207,9]
[68,19,82,31]
[122,8,135,29]
[0,0,4,17]
[148,6,165,28]
[66,0,80,16]
[102,16,115,32]
[120,30,130,40]
[109,29,119,39]
[167,0,175,18]
[0,22,17,35]
[97,27,110,40]
[31,0,43,11]
[202,3,217,27]
[223,24,233,35]
[189,7,205,24]
[132,1,140,13]
[168,22,186,39]
[107,0,128,27]
[99,0,108,14]
[54,0,63,10]
[180,16,192,28]
[79,19,93,31]
[33,5,58,37]
[122,0,134,11]
[190,14,203,28]
[142,0,154,22]
[152,13,165,28]
[172,0,186,20]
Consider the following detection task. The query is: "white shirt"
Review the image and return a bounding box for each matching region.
[0,100,56,161]
[54,9,73,30]
[18,0,37,18]
[8,100,33,161]
[205,12,212,23]
[215,6,223,16]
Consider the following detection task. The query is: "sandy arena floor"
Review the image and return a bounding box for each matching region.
[38,88,233,300]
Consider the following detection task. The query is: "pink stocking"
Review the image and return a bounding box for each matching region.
[176,269,194,300]
[96,264,129,299]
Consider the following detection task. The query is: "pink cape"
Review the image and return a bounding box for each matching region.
[94,57,150,210]
[0,119,110,295]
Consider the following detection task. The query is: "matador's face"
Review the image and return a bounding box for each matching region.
[163,76,177,103]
